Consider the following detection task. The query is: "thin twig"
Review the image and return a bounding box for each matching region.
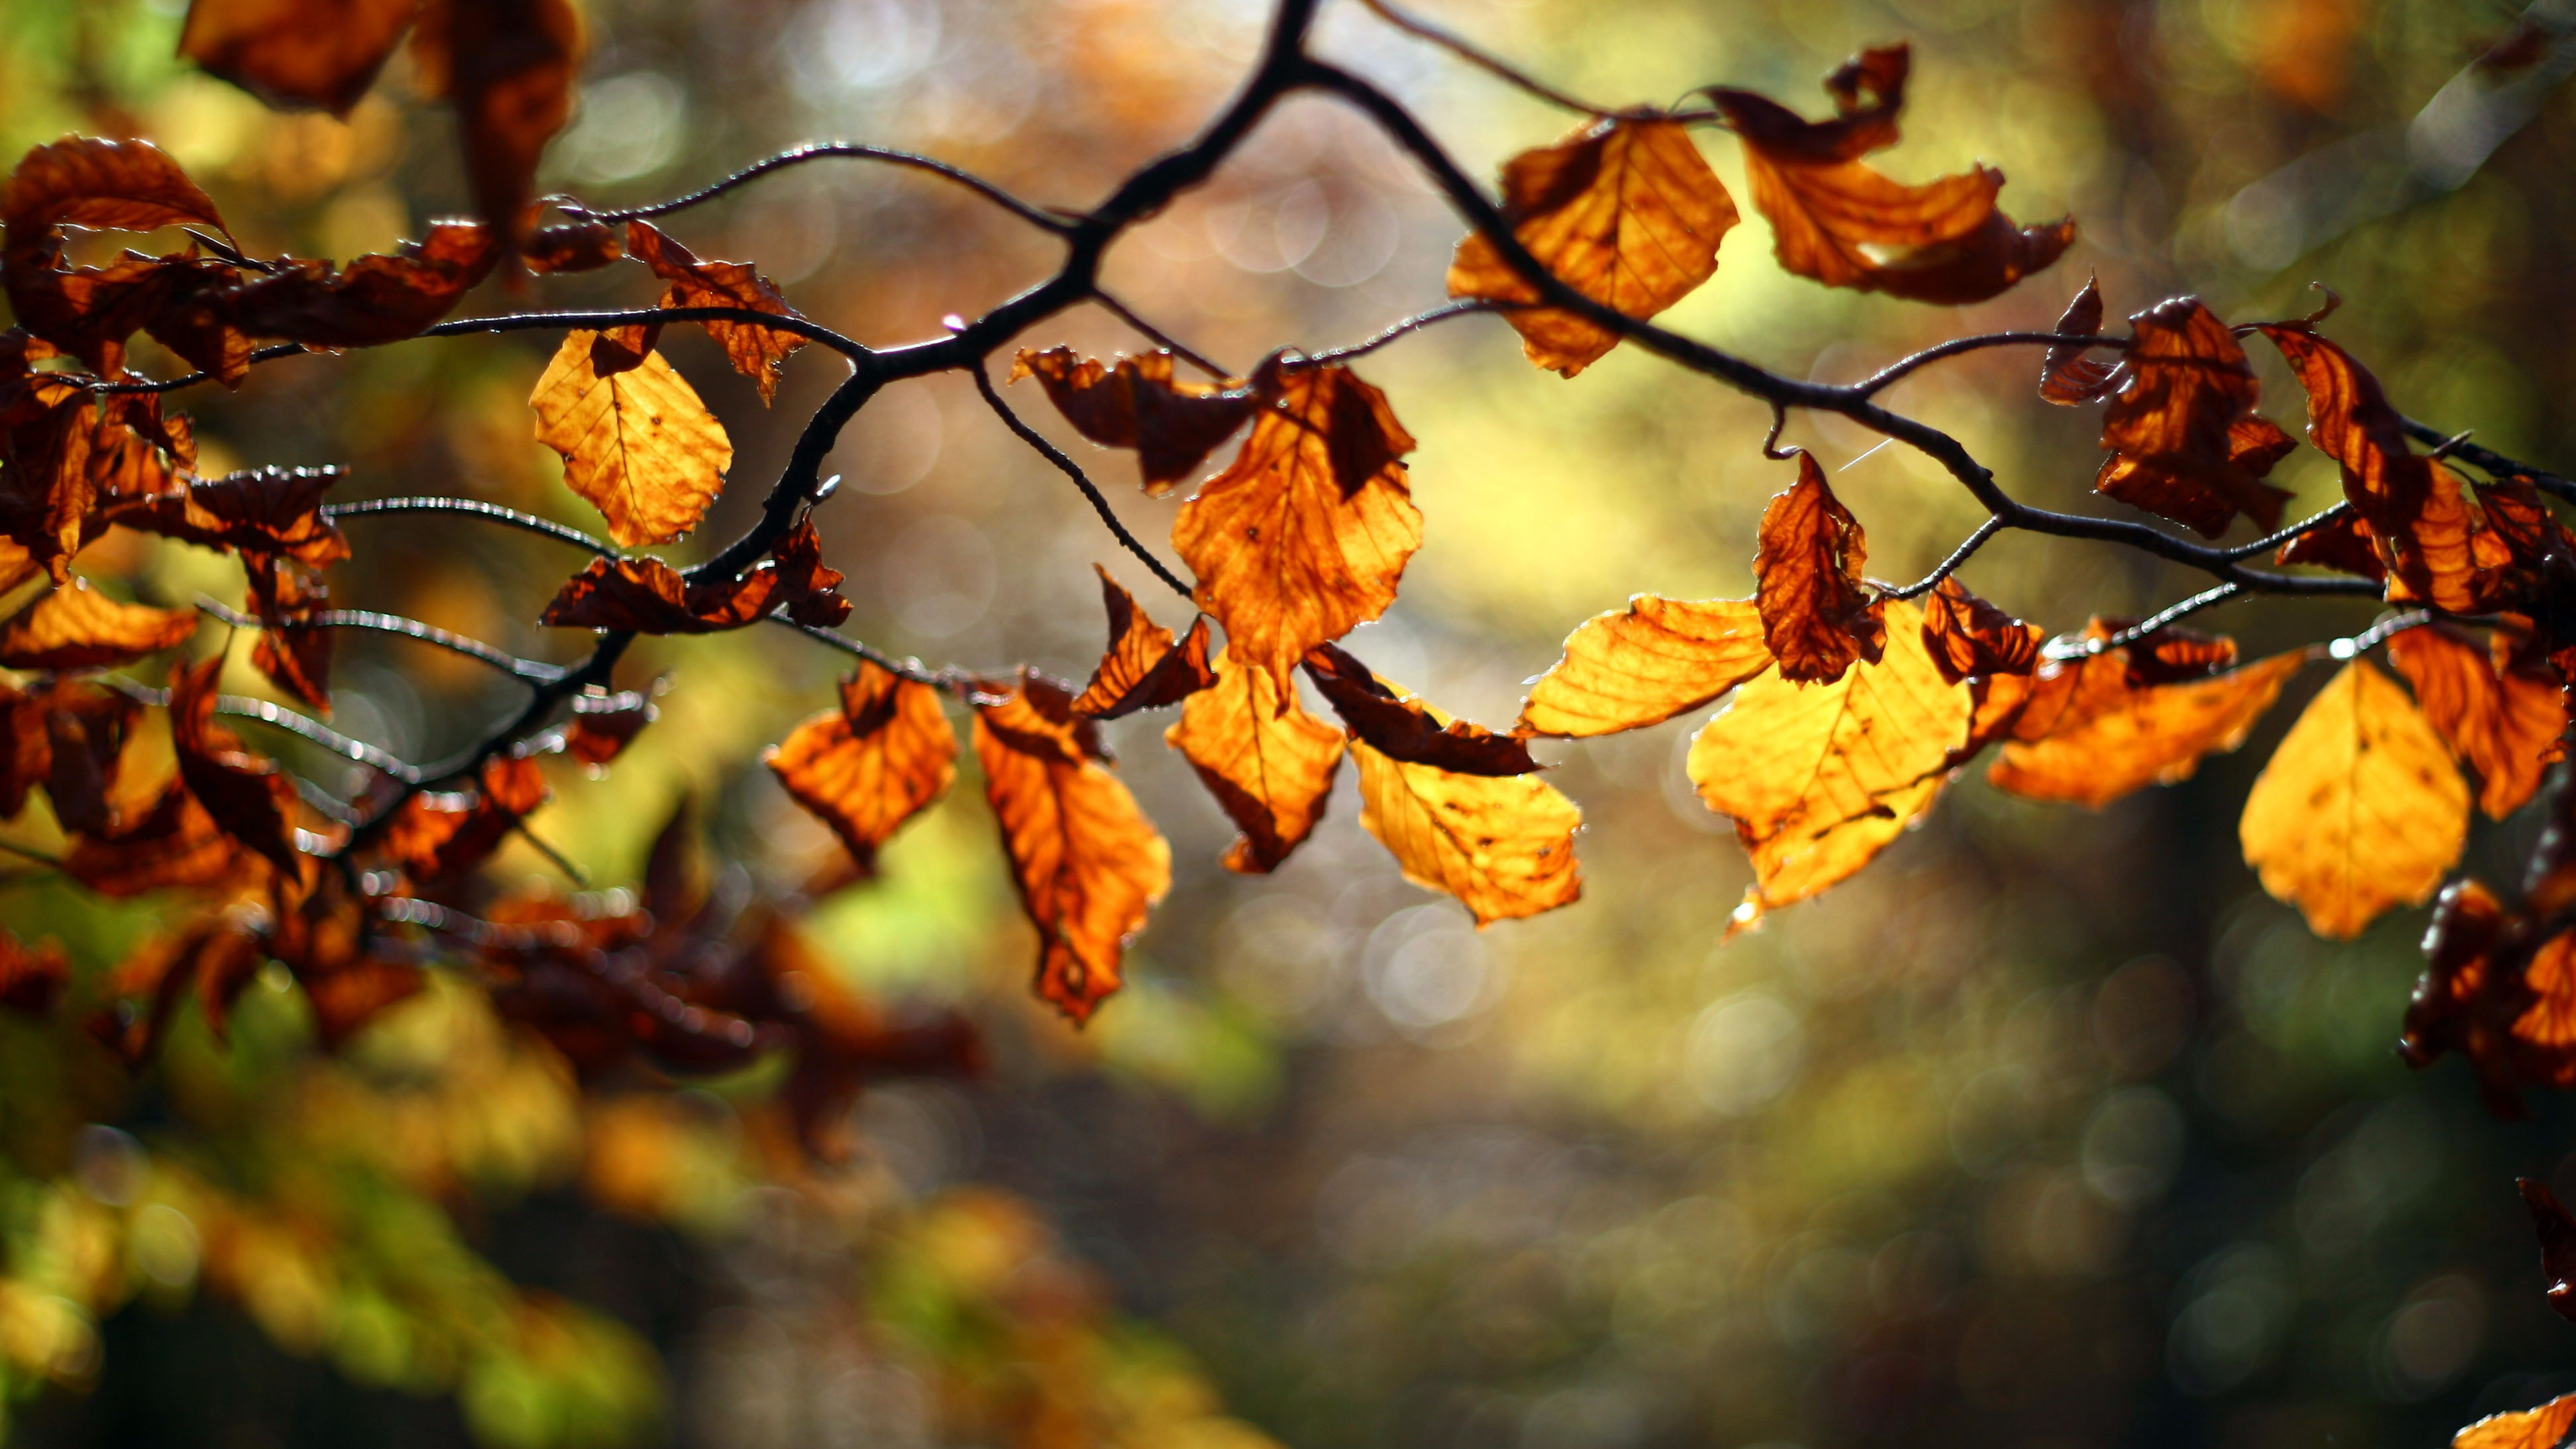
[572,142,1072,234]
[217,696,422,783]
[2220,501,2351,562]
[196,596,566,683]
[2398,417,2576,504]
[764,615,952,689]
[1293,300,1495,369]
[2079,584,2242,653]
[324,498,616,557]
[511,821,590,887]
[1884,518,2006,600]
[2337,610,2435,658]
[1354,0,1619,116]
[1852,331,2133,396]
[971,360,1199,602]
[1090,291,1237,379]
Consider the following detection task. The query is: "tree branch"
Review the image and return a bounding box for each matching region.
[971,360,1197,602]
[569,142,1073,235]
[1354,0,1621,117]
[195,596,567,683]
[323,497,617,556]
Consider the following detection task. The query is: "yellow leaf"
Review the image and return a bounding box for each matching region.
[2241,658,2467,938]
[1352,739,1581,926]
[1515,596,1772,738]
[529,329,732,548]
[1165,643,1345,873]
[1987,651,2306,808]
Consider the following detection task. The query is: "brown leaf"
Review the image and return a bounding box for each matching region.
[1918,578,2042,684]
[375,754,546,881]
[1171,360,1421,695]
[1009,347,1258,492]
[1446,117,1738,376]
[180,0,419,115]
[523,220,623,274]
[102,465,349,566]
[539,519,849,633]
[529,328,732,547]
[2387,623,2565,819]
[245,555,331,713]
[2276,511,2386,581]
[1164,642,1344,873]
[973,673,1171,1022]
[1302,642,1540,777]
[625,220,807,404]
[0,930,69,1015]
[2521,1179,2576,1325]
[2093,299,2292,539]
[564,689,656,767]
[1987,650,2304,809]
[2241,658,2466,938]
[409,0,582,252]
[1,679,137,833]
[62,784,240,897]
[0,577,197,669]
[303,960,427,1048]
[1707,47,2072,304]
[1688,597,1969,926]
[2451,1393,2576,1449]
[169,654,307,881]
[1351,737,1582,926]
[1513,596,1772,737]
[2039,276,2117,405]
[1071,567,1218,719]
[1754,451,1884,684]
[219,220,498,346]
[765,661,957,875]
[1,136,227,239]
[0,391,105,581]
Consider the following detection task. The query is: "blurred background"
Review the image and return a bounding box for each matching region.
[3,0,2576,1446]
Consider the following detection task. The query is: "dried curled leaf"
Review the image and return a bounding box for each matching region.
[1918,578,2043,685]
[1,136,226,239]
[523,221,623,274]
[245,556,331,713]
[1165,643,1344,874]
[180,0,419,115]
[1446,117,1738,377]
[2387,623,2565,819]
[102,466,349,567]
[1302,643,1540,777]
[374,755,548,881]
[2039,276,2116,405]
[1754,451,1884,684]
[1010,347,1258,493]
[2094,299,2292,539]
[1172,360,1421,694]
[0,578,197,670]
[62,784,239,898]
[409,0,582,252]
[1515,596,1774,738]
[564,689,656,767]
[220,220,498,346]
[529,329,732,547]
[2276,510,2385,582]
[1352,737,1582,926]
[765,661,958,875]
[2241,659,2467,938]
[1987,650,2305,809]
[973,674,1171,1022]
[2452,1393,2576,1449]
[168,654,305,880]
[625,220,808,403]
[1071,568,1217,719]
[1706,46,2073,304]
[2,680,136,834]
[540,519,847,633]
[1690,597,1969,926]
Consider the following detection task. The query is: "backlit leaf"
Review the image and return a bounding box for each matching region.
[1165,643,1344,873]
[529,328,732,547]
[765,661,958,875]
[2093,299,2292,539]
[625,221,808,404]
[180,0,419,115]
[375,755,547,881]
[2039,276,2117,405]
[1754,451,1883,683]
[2387,623,2564,818]
[0,577,197,670]
[102,465,349,566]
[1918,578,2042,684]
[1303,643,1539,777]
[1071,567,1217,719]
[1010,347,1258,493]
[1446,118,1737,377]
[1514,596,1772,738]
[1,136,226,238]
[1171,360,1421,694]
[60,784,239,897]
[973,674,1171,1022]
[169,655,306,881]
[2241,659,2467,938]
[1351,739,1582,926]
[2452,1393,2576,1449]
[0,930,68,1015]
[409,0,582,252]
[564,689,656,767]
[2520,1179,2576,1325]
[541,519,847,633]
[220,221,498,346]
[245,555,332,714]
[1987,650,2304,808]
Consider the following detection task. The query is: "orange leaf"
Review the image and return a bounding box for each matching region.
[1514,596,1772,738]
[1754,451,1884,684]
[220,221,498,346]
[409,0,582,252]
[0,929,68,1015]
[1171,359,1421,695]
[2241,658,2466,938]
[1987,650,2305,808]
[375,755,548,881]
[625,220,808,403]
[2387,623,2565,818]
[2093,299,2292,539]
[973,673,1171,1022]
[180,0,419,115]
[60,784,240,897]
[529,328,733,547]
[1164,642,1344,873]
[1303,642,1539,776]
[1688,597,1969,925]
[1446,117,1738,376]
[765,661,957,874]
[0,577,197,670]
[1351,737,1581,926]
[1918,578,2042,684]
[1,136,226,238]
[2453,1393,2576,1449]
[103,465,350,567]
[1071,567,1218,719]
[1010,347,1258,493]
[539,520,848,633]
[245,555,331,713]
[2038,276,2117,405]
[524,221,623,274]
[1707,47,2072,305]
[564,689,656,767]
[169,654,306,879]
[1,679,136,835]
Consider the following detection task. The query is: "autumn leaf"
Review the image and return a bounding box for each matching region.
[0,577,197,670]
[219,221,498,347]
[529,328,733,547]
[1071,567,1218,719]
[0,930,68,1015]
[409,0,582,252]
[1918,578,2042,684]
[625,221,808,403]
[103,465,350,566]
[180,0,419,115]
[2093,299,2292,539]
[1165,643,1344,873]
[2387,623,2564,818]
[1,679,136,832]
[1688,597,1968,925]
[169,654,306,880]
[539,519,849,633]
[2452,1393,2576,1449]
[1303,643,1540,776]
[564,689,656,767]
[1446,117,1737,377]
[375,755,548,881]
[1705,46,2073,305]
[245,555,332,714]
[1988,650,2305,809]
[1171,360,1421,694]
[1,136,227,239]
[973,673,1171,1022]
[2038,276,2117,405]
[765,661,958,874]
[1754,451,1884,683]
[60,784,239,898]
[1351,737,1581,926]
[1010,347,1258,492]
[2522,1179,2576,1324]
[1514,596,1772,738]
[2241,658,2467,938]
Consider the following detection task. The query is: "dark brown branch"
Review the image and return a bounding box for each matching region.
[2078,584,2242,653]
[1354,0,1619,116]
[1090,291,1236,379]
[324,497,616,557]
[218,696,422,782]
[2339,610,2435,657]
[195,596,566,684]
[1853,331,2132,396]
[1884,518,2006,600]
[971,360,1197,602]
[2398,417,2576,504]
[767,616,959,691]
[2220,501,2351,562]
[1293,300,1495,369]
[570,142,1071,234]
